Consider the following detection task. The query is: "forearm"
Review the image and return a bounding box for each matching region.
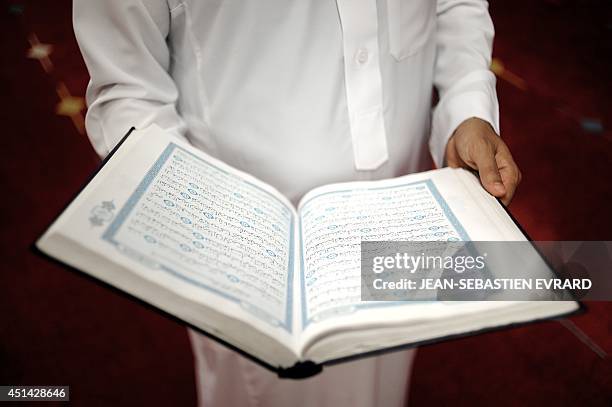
[74,0,188,158]
[430,0,499,167]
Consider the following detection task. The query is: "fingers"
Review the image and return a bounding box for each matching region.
[444,120,521,206]
[472,139,506,198]
[496,145,521,205]
[444,136,463,168]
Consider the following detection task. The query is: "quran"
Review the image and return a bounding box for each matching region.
[36,125,579,377]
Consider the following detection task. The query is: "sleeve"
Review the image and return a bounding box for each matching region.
[73,0,188,158]
[429,0,500,168]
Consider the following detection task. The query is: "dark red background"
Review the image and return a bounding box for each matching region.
[1,0,611,405]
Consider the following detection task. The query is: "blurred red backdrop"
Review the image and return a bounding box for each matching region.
[0,0,611,405]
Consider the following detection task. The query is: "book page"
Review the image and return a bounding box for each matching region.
[294,168,577,361]
[297,169,475,328]
[102,138,298,333]
[42,126,299,341]
[296,168,529,329]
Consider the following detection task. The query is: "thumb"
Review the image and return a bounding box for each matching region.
[472,143,506,197]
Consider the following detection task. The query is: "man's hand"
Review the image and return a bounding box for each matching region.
[444,117,521,206]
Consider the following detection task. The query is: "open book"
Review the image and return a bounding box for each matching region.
[37,125,579,377]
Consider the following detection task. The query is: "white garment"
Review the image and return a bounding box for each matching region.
[74,0,499,405]
[74,0,499,203]
[189,331,416,407]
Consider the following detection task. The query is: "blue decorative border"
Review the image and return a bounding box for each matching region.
[102,144,295,333]
[298,179,470,328]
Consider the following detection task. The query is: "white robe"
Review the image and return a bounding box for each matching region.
[73,0,499,405]
[188,330,416,407]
